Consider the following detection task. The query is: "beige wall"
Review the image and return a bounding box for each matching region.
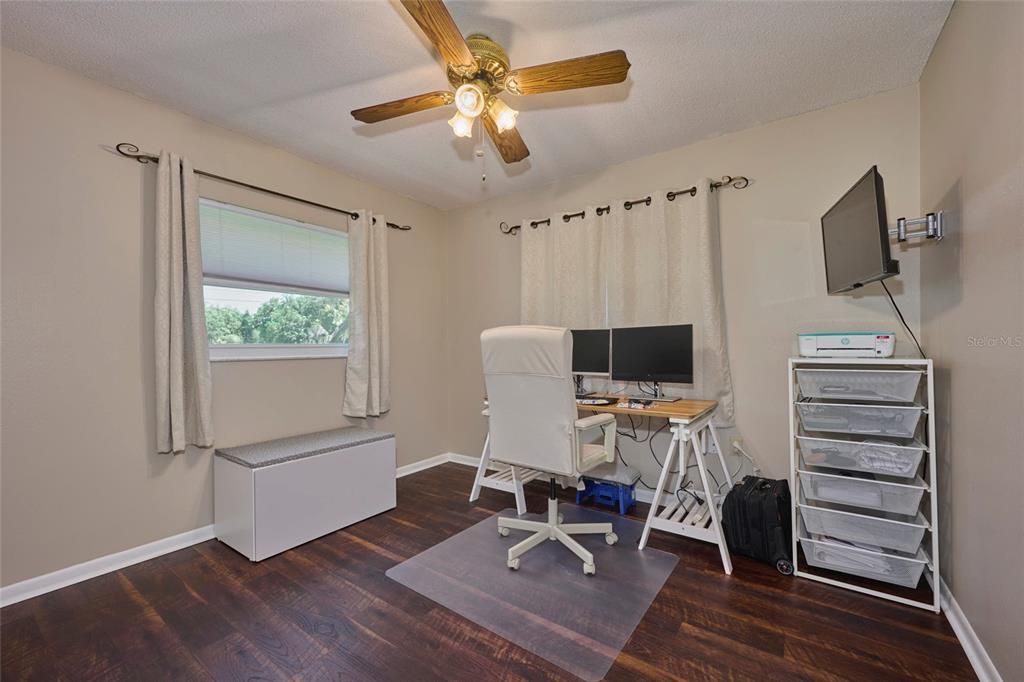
[445,86,922,484]
[8,29,1019,682]
[919,2,1024,679]
[0,49,449,586]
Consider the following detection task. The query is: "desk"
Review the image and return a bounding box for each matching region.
[578,395,735,574]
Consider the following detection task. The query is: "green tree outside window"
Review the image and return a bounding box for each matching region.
[206,294,349,345]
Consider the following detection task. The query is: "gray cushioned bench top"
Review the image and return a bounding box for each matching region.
[215,427,394,469]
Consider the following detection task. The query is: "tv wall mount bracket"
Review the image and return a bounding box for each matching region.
[890,211,943,243]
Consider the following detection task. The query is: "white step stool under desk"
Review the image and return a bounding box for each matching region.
[215,427,396,561]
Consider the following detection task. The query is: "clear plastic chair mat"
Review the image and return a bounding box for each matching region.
[387,505,678,682]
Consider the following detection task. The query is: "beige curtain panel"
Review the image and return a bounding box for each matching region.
[520,179,735,424]
[520,206,608,328]
[343,211,391,418]
[155,152,215,454]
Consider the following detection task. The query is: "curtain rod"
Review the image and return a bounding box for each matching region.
[114,143,412,231]
[497,175,750,235]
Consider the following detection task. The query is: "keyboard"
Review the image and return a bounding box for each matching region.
[576,397,616,406]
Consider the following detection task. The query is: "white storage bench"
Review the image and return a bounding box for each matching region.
[214,427,396,561]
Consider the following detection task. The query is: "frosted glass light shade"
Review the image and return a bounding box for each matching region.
[448,111,474,138]
[489,98,519,133]
[454,83,485,117]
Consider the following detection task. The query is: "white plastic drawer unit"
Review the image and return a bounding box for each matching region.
[798,501,929,553]
[799,468,927,516]
[799,535,928,588]
[796,435,926,479]
[796,401,924,438]
[795,368,923,403]
[214,427,396,562]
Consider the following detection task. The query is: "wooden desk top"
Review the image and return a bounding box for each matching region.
[577,395,718,423]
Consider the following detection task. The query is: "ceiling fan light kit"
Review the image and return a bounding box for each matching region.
[351,0,631,164]
[448,110,475,138]
[489,98,518,133]
[454,81,486,117]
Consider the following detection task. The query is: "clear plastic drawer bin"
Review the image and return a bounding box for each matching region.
[796,401,924,438]
[797,435,925,479]
[799,535,928,588]
[798,501,928,553]
[796,369,923,403]
[799,468,927,516]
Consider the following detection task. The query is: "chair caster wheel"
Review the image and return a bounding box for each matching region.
[776,558,794,576]
[605,532,618,546]
[558,513,564,524]
[498,526,510,537]
[507,558,520,570]
[583,563,596,576]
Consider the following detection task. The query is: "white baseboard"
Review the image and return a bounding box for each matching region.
[396,452,482,478]
[0,524,216,608]
[396,452,460,478]
[447,453,482,467]
[935,576,1003,682]
[2,452,464,607]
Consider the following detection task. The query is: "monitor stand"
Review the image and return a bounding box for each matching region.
[625,382,680,403]
[573,375,594,399]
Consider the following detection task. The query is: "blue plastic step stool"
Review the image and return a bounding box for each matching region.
[575,461,642,515]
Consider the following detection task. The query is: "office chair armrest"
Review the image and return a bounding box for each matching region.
[574,413,615,431]
[574,413,617,464]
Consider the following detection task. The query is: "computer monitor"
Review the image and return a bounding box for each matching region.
[611,324,693,384]
[570,329,610,376]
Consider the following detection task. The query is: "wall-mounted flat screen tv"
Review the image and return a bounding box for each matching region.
[821,166,900,294]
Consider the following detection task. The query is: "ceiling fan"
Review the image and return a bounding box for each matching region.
[351,0,631,164]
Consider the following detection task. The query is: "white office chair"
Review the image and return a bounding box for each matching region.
[481,326,619,575]
[468,404,538,516]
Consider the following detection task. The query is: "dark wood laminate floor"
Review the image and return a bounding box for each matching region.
[2,463,974,681]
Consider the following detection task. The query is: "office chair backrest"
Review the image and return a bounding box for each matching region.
[481,326,578,477]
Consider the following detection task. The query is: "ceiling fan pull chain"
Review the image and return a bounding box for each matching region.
[475,118,487,183]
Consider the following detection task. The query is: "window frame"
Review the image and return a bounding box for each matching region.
[199,201,350,362]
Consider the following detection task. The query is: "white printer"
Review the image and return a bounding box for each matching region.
[798,332,896,358]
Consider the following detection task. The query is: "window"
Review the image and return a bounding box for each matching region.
[199,199,349,360]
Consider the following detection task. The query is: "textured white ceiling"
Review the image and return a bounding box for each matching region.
[1,1,950,209]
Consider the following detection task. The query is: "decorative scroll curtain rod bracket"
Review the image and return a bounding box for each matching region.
[114,143,412,231]
[499,175,750,233]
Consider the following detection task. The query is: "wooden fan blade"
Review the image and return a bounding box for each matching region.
[504,50,630,95]
[482,110,529,163]
[400,0,475,70]
[351,91,453,123]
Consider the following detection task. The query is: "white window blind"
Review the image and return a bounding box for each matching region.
[199,198,349,294]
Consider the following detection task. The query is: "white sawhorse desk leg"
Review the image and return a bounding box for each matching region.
[638,415,734,575]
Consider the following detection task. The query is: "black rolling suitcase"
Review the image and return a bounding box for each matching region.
[722,476,794,575]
